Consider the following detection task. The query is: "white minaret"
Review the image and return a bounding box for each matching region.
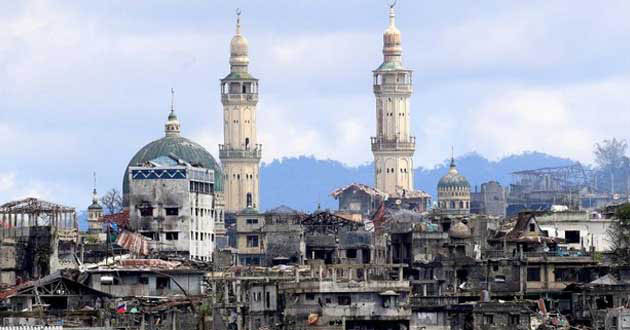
[371,3,415,196]
[220,10,261,212]
[87,172,103,234]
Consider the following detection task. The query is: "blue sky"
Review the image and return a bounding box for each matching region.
[1,0,630,209]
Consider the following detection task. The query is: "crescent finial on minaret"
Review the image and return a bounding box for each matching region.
[389,0,397,9]
[236,8,242,34]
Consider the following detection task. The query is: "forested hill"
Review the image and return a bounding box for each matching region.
[77,151,574,230]
[259,152,574,212]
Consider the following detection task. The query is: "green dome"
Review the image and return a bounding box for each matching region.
[438,160,470,189]
[122,135,223,198]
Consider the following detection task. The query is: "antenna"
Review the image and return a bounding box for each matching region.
[93,171,97,192]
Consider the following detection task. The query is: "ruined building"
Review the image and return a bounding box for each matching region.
[0,198,78,282]
[124,99,226,260]
[220,11,262,213]
[471,181,507,217]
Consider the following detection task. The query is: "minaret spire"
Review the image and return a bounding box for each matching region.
[170,87,175,113]
[92,171,98,203]
[389,0,397,27]
[165,88,181,137]
[236,8,241,35]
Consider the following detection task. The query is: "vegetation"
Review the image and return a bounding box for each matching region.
[100,188,123,215]
[594,138,629,194]
[607,203,630,265]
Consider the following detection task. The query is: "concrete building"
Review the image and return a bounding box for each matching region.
[536,210,614,252]
[220,11,262,213]
[330,183,387,217]
[471,181,507,217]
[372,4,415,196]
[437,158,471,216]
[126,107,225,261]
[234,207,265,265]
[87,259,205,297]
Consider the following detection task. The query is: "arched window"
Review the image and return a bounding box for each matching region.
[246,193,253,208]
[459,201,464,209]
[245,138,250,150]
[450,201,455,209]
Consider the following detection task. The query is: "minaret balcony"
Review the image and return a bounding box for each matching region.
[373,83,412,94]
[221,93,258,104]
[371,136,415,152]
[219,144,262,160]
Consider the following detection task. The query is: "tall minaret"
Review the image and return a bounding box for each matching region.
[371,2,415,196]
[220,10,261,212]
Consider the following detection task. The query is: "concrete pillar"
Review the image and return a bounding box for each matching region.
[224,281,230,305]
[399,266,404,282]
[319,265,323,281]
[332,268,337,284]
[236,280,241,303]
[211,281,217,304]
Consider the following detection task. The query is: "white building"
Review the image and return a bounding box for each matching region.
[125,102,225,260]
[220,11,262,213]
[536,211,614,253]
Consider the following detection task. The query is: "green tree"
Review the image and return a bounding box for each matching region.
[607,203,630,265]
[594,138,628,193]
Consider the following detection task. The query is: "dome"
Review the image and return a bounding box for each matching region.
[438,159,470,189]
[382,5,402,65]
[449,221,472,239]
[122,109,223,202]
[122,135,223,196]
[229,13,249,68]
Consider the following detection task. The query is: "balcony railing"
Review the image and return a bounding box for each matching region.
[219,144,262,159]
[373,84,412,94]
[221,93,258,103]
[371,136,415,152]
[410,295,459,307]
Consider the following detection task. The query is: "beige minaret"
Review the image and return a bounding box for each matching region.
[87,173,103,234]
[372,3,415,196]
[220,10,261,212]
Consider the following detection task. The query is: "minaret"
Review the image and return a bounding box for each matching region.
[220,9,261,212]
[165,88,181,137]
[87,172,103,234]
[371,2,415,196]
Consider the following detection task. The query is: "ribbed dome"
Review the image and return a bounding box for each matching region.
[122,135,223,196]
[382,5,402,64]
[449,221,472,239]
[438,159,470,189]
[230,12,249,68]
[230,34,249,66]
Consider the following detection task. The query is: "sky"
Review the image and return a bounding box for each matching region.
[1,0,630,209]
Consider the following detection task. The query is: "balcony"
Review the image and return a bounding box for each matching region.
[221,93,258,103]
[373,83,412,94]
[371,136,416,152]
[219,144,262,160]
[410,295,459,308]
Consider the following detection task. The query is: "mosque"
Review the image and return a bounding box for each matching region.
[88,4,470,260]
